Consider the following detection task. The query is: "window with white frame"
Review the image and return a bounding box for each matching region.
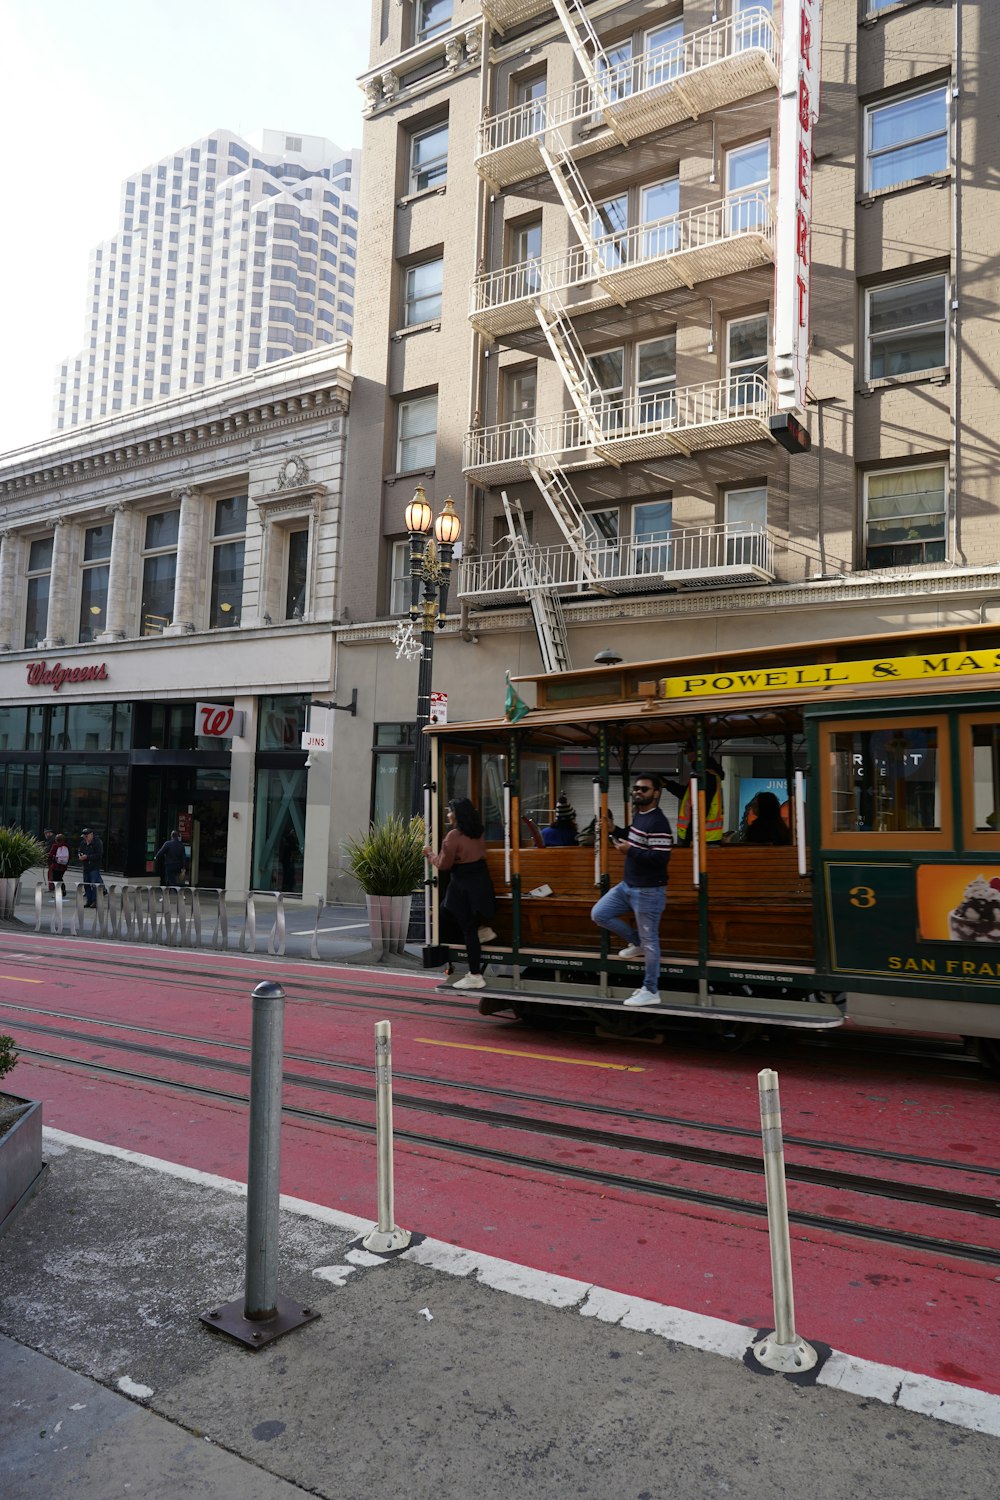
[210,494,247,629]
[636,335,676,424]
[140,509,180,635]
[865,272,947,381]
[589,347,624,434]
[416,0,451,41]
[724,485,767,565]
[644,19,685,86]
[735,0,773,52]
[591,194,628,267]
[513,71,546,135]
[864,464,947,569]
[726,313,768,407]
[410,122,448,193]
[726,138,770,234]
[632,499,672,574]
[403,257,443,326]
[79,522,112,642]
[583,508,620,578]
[397,393,438,471]
[865,85,948,193]
[389,539,411,615]
[640,177,680,258]
[503,365,537,427]
[24,537,53,649]
[508,218,542,298]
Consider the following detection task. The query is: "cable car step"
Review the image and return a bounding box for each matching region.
[441,978,844,1029]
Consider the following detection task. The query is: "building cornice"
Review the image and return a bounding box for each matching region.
[359,17,484,115]
[0,353,351,502]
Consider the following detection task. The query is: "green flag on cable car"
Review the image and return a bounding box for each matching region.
[505,671,530,723]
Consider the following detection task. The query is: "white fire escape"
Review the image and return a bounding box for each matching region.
[474,5,782,669]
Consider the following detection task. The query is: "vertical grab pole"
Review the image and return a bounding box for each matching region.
[363,1021,411,1253]
[593,776,602,889]
[752,1068,818,1373]
[423,781,434,948]
[690,775,701,887]
[794,769,807,877]
[503,782,512,885]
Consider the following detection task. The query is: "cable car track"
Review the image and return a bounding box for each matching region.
[5,1005,997,1180]
[16,1025,1000,1266]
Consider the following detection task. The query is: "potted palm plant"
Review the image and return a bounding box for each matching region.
[0,826,47,921]
[0,1032,46,1237]
[341,815,425,958]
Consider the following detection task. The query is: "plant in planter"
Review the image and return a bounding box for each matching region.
[0,826,47,921]
[341,815,425,957]
[1,1031,46,1237]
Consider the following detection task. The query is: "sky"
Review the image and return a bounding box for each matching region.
[0,0,371,455]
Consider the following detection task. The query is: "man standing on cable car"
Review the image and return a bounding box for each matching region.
[590,775,672,1008]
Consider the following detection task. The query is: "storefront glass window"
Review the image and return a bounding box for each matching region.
[112,703,133,752]
[252,767,306,893]
[372,723,415,822]
[61,764,110,844]
[64,704,113,752]
[258,695,309,750]
[0,706,27,751]
[26,707,44,751]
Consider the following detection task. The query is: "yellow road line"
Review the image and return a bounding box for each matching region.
[0,974,44,984]
[415,1037,644,1072]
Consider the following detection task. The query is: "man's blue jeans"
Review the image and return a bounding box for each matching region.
[83,867,105,906]
[591,881,666,993]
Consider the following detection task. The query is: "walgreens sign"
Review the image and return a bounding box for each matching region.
[25,660,109,691]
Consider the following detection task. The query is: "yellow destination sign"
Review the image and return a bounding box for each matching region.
[659,647,1000,700]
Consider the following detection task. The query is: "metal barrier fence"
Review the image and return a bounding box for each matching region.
[32,881,309,958]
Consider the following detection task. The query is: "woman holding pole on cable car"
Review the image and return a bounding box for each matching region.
[423,797,497,991]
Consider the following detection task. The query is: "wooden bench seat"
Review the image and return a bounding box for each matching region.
[479,845,814,963]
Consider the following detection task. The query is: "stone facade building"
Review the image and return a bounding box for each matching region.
[0,346,351,893]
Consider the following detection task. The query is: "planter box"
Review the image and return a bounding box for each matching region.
[0,877,21,921]
[0,1095,46,1238]
[365,894,413,957]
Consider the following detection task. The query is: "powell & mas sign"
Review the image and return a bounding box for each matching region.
[25,661,109,691]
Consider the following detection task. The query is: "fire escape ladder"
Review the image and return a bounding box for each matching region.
[501,491,573,673]
[532,297,604,437]
[526,462,605,589]
[539,135,625,295]
[552,0,608,103]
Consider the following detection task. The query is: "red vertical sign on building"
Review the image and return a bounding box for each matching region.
[774,0,822,412]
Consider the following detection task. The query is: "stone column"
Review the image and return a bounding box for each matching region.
[164,486,205,635]
[40,516,76,648]
[98,501,136,642]
[0,531,18,651]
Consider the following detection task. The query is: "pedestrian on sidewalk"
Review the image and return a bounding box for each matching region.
[47,832,70,894]
[590,774,673,1007]
[423,797,496,991]
[155,830,187,887]
[78,828,106,907]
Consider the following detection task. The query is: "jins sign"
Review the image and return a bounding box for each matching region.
[774,0,822,412]
[25,661,109,691]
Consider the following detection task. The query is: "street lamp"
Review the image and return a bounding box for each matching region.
[406,485,461,815]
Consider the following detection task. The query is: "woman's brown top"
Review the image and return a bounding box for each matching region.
[428,829,488,871]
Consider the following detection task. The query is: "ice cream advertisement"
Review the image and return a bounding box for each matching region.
[917,865,1000,943]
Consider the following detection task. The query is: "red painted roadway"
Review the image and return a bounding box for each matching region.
[2,932,998,1396]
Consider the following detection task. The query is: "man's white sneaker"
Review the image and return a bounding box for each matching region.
[623,987,660,1007]
[453,973,486,990]
[618,944,645,960]
[477,927,497,943]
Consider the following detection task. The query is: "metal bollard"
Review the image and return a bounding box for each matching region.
[362,1020,411,1253]
[752,1068,818,1373]
[200,980,319,1348]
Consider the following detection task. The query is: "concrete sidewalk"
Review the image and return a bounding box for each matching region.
[1,1132,998,1499]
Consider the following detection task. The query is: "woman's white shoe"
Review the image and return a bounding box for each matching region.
[453,973,486,990]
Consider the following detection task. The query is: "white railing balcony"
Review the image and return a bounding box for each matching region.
[463,376,776,483]
[458,523,776,602]
[470,193,774,338]
[475,10,779,188]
